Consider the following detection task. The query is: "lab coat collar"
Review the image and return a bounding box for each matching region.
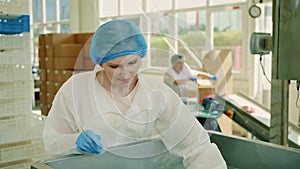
[90,65,152,115]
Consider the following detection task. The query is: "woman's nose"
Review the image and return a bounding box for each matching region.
[119,67,132,78]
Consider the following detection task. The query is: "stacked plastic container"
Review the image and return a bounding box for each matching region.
[0,1,45,168]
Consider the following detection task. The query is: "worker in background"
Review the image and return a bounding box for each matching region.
[164,53,222,132]
[163,53,218,97]
[42,19,226,169]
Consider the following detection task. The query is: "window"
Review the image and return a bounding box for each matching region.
[209,0,246,6]
[32,0,42,23]
[177,11,207,71]
[46,0,56,22]
[148,0,172,12]
[175,0,206,9]
[98,0,249,96]
[31,0,71,65]
[149,14,171,68]
[120,0,143,15]
[60,0,70,20]
[213,9,243,73]
[99,0,118,17]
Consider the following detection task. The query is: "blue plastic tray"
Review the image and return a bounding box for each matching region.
[0,14,30,34]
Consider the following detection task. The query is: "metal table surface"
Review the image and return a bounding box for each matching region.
[31,139,185,169]
[32,132,300,169]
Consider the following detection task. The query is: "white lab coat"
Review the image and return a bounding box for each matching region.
[166,63,193,80]
[42,67,227,169]
[164,63,193,96]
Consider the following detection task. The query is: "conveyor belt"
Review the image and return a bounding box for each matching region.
[209,131,300,169]
[215,93,300,149]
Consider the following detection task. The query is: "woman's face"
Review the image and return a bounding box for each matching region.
[101,54,141,89]
[173,60,184,74]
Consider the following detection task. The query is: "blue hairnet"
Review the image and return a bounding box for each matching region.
[171,53,185,66]
[90,20,147,64]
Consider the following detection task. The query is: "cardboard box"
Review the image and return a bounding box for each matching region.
[79,43,91,58]
[46,80,64,93]
[39,81,46,92]
[46,81,55,93]
[53,57,84,70]
[75,33,93,44]
[54,44,84,57]
[54,81,64,93]
[39,56,46,69]
[44,33,75,45]
[198,86,215,103]
[84,58,95,70]
[38,45,46,58]
[38,46,46,69]
[196,79,215,103]
[47,69,73,82]
[45,57,53,69]
[39,69,47,81]
[40,103,51,116]
[202,49,233,95]
[47,92,55,104]
[45,45,54,57]
[39,91,47,104]
[39,34,46,45]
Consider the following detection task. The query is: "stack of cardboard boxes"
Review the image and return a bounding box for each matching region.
[39,33,94,116]
[201,49,233,96]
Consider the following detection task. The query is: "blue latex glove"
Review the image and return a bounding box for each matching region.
[189,76,197,81]
[75,130,103,154]
[209,75,218,80]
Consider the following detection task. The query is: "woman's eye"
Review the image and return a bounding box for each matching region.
[109,65,119,69]
[129,60,137,64]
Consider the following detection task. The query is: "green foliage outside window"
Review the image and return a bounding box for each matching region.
[150,30,242,68]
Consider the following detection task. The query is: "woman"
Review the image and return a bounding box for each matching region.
[164,53,217,97]
[42,19,226,169]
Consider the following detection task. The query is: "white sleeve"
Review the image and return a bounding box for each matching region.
[42,80,81,156]
[183,63,193,77]
[155,90,227,169]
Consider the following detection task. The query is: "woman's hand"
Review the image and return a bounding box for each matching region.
[75,130,103,154]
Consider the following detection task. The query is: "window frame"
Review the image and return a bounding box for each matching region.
[98,0,249,80]
[30,0,71,64]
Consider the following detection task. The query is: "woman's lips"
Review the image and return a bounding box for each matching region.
[119,78,131,83]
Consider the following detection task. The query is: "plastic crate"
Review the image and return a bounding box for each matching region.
[0,114,45,168]
[0,49,31,65]
[0,64,32,82]
[0,114,27,130]
[0,98,32,117]
[0,162,31,169]
[0,14,29,34]
[0,0,29,15]
[0,114,45,144]
[0,81,33,99]
[0,138,45,164]
[0,33,30,50]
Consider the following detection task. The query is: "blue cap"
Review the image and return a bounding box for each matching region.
[171,53,185,66]
[90,19,147,64]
